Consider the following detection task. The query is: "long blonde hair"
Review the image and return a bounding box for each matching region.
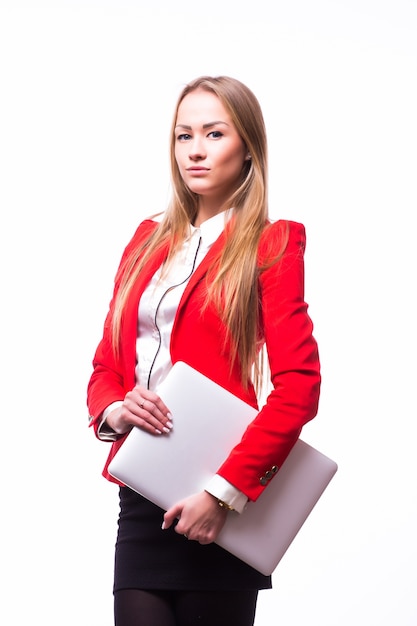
[111,76,288,390]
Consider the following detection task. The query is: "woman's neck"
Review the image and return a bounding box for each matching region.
[194,200,228,228]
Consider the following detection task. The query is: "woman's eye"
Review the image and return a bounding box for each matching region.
[177,133,191,141]
[208,130,223,139]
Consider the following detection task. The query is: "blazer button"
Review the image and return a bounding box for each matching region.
[265,470,273,480]
[259,476,268,486]
[271,465,278,474]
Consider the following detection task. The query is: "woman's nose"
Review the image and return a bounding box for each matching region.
[188,137,206,161]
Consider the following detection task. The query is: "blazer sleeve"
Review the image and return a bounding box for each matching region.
[86,219,157,436]
[216,220,321,501]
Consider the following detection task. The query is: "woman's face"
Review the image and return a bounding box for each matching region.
[174,89,249,211]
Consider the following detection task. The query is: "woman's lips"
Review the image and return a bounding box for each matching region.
[186,167,209,176]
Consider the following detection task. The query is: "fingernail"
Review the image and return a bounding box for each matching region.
[166,420,173,429]
[167,412,173,420]
[161,521,165,530]
[155,429,162,435]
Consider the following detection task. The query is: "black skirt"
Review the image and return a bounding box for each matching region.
[113,487,272,592]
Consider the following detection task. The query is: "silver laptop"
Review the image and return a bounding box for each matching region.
[108,361,337,575]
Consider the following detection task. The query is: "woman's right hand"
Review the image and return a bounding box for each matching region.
[105,386,173,436]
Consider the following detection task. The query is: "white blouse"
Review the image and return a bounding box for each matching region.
[99,210,248,513]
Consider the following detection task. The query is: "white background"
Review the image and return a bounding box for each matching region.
[1,1,416,624]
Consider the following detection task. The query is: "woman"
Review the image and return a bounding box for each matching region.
[87,75,321,626]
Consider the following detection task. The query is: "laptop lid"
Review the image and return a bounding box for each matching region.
[108,361,337,575]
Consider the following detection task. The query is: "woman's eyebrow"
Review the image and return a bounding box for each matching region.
[174,121,230,130]
[202,121,229,129]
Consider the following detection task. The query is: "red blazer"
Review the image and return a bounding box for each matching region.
[87,219,321,502]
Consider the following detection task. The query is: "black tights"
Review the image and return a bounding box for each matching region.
[114,588,258,626]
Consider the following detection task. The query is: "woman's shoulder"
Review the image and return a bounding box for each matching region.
[128,213,163,244]
[259,219,306,256]
[265,218,306,237]
[132,217,160,235]
[117,217,161,264]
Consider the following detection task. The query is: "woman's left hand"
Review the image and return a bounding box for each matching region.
[162,491,228,544]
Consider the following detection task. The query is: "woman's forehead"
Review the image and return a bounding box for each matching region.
[176,89,231,126]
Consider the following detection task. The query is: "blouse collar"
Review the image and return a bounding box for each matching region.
[190,209,233,248]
